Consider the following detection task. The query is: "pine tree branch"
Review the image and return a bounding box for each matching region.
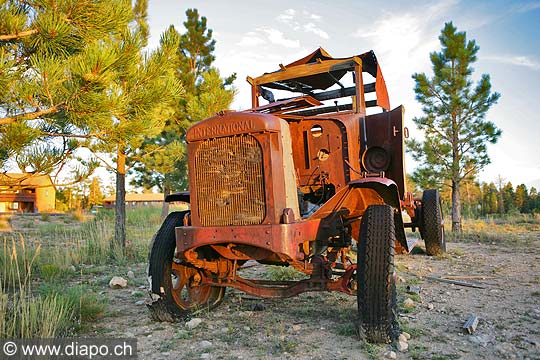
[425,143,452,170]
[42,72,55,107]
[131,143,168,162]
[427,83,450,111]
[460,165,479,181]
[460,141,476,157]
[437,180,453,189]
[93,152,116,172]
[39,130,107,140]
[0,105,62,124]
[0,29,39,41]
[426,125,452,143]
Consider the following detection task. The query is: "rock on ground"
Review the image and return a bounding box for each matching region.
[199,340,212,350]
[186,318,203,330]
[109,276,128,289]
[397,340,409,352]
[403,298,415,308]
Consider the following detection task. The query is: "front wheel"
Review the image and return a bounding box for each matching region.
[357,205,399,343]
[421,189,446,256]
[147,211,225,321]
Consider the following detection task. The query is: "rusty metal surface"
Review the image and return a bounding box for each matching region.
[187,112,300,227]
[364,106,407,197]
[194,134,265,226]
[170,262,214,309]
[244,96,322,114]
[289,114,362,192]
[176,219,323,263]
[186,111,282,142]
[206,274,346,299]
[248,48,390,111]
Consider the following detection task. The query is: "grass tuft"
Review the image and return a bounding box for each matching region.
[265,266,307,281]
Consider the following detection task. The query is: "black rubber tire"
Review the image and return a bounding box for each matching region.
[421,190,446,256]
[147,211,225,321]
[357,205,399,343]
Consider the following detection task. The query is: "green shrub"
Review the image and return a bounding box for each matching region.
[38,284,107,324]
[265,265,307,281]
[38,263,76,282]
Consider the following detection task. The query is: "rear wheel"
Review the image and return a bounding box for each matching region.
[421,190,446,256]
[357,205,399,343]
[147,211,225,321]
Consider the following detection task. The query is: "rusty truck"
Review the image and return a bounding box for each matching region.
[147,48,445,343]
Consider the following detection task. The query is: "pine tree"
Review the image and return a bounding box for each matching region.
[86,0,183,252]
[88,177,104,208]
[0,0,131,182]
[130,9,235,219]
[408,22,501,232]
[481,182,498,215]
[502,182,516,214]
[515,184,528,213]
[530,187,539,214]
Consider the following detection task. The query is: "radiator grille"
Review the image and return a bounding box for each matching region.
[194,135,265,226]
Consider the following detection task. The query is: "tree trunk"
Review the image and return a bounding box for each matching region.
[451,104,462,233]
[114,145,127,254]
[160,183,170,221]
[497,176,505,214]
[451,180,462,233]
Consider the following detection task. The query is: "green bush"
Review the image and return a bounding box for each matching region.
[39,263,76,282]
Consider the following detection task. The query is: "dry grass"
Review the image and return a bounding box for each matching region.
[0,207,164,338]
[446,214,540,245]
[0,237,74,338]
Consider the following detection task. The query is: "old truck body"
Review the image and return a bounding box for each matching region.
[148,48,445,343]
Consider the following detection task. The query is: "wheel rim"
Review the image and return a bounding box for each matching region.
[170,262,212,310]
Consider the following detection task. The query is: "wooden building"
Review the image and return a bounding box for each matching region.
[0,173,56,213]
[103,193,165,209]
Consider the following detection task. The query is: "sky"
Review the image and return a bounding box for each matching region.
[146,0,540,189]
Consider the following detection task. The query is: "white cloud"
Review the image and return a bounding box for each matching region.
[303,22,329,39]
[261,27,300,48]
[351,0,461,119]
[302,10,322,21]
[275,8,328,37]
[277,8,296,23]
[512,1,540,13]
[236,27,300,49]
[351,0,463,79]
[237,32,265,47]
[276,8,300,30]
[484,54,540,70]
[426,0,460,18]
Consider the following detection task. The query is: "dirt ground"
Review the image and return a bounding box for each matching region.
[79,231,540,360]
